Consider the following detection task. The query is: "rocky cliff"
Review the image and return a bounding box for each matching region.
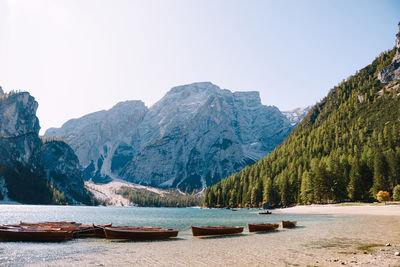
[46,82,306,192]
[282,106,312,126]
[0,90,93,204]
[378,22,400,88]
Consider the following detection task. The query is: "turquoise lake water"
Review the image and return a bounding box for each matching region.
[0,205,335,233]
[0,205,347,266]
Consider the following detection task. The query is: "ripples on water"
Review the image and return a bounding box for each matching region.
[0,205,335,233]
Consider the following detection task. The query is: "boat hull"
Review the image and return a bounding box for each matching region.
[258,211,272,215]
[248,223,279,232]
[191,226,244,236]
[281,221,297,228]
[104,227,178,240]
[0,229,73,242]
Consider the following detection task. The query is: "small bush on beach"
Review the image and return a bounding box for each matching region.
[393,185,400,201]
[376,190,391,202]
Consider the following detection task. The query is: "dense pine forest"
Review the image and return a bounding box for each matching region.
[204,48,400,208]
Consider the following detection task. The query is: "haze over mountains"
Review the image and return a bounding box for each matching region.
[46,82,309,192]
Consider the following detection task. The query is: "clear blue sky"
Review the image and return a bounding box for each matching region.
[0,0,399,133]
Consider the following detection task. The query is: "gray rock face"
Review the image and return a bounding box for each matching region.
[0,86,3,95]
[41,140,88,203]
[282,106,312,126]
[46,100,148,183]
[378,23,400,83]
[0,91,90,203]
[0,92,42,167]
[46,82,303,192]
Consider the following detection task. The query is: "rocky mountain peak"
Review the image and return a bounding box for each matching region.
[167,82,219,96]
[283,106,312,126]
[0,86,3,95]
[0,91,40,138]
[111,100,147,111]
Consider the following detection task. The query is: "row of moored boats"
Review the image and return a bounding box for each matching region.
[0,220,297,242]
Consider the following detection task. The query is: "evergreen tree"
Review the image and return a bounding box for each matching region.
[347,159,362,201]
[300,171,313,204]
[372,149,391,197]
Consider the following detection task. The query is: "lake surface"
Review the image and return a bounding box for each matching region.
[0,205,399,266]
[0,205,333,234]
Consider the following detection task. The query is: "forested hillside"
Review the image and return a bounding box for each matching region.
[204,47,400,208]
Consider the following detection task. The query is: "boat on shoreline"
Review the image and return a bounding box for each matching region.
[104,226,179,240]
[1,221,113,239]
[0,228,73,242]
[191,225,244,236]
[248,223,279,232]
[281,221,297,228]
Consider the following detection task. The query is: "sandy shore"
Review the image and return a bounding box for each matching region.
[274,204,400,216]
[19,205,400,267]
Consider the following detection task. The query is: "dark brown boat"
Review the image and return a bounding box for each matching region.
[20,221,77,226]
[191,225,244,236]
[104,226,179,240]
[248,223,279,232]
[0,228,73,242]
[281,221,297,228]
[96,224,112,237]
[258,211,272,215]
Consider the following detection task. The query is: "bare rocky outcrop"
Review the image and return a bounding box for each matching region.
[378,23,400,84]
[0,89,92,203]
[0,91,42,168]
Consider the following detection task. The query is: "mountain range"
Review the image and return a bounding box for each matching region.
[45,82,309,192]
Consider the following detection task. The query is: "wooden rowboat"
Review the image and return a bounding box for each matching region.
[0,228,73,242]
[20,221,78,226]
[191,226,244,236]
[248,223,279,232]
[87,224,113,238]
[281,221,297,228]
[258,211,272,215]
[104,226,178,240]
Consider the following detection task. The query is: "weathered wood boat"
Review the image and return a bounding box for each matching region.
[19,221,78,227]
[0,228,73,242]
[104,226,178,240]
[281,221,297,228]
[258,211,272,215]
[248,223,279,232]
[191,225,244,236]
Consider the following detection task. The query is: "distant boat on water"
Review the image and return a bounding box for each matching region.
[259,211,272,215]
